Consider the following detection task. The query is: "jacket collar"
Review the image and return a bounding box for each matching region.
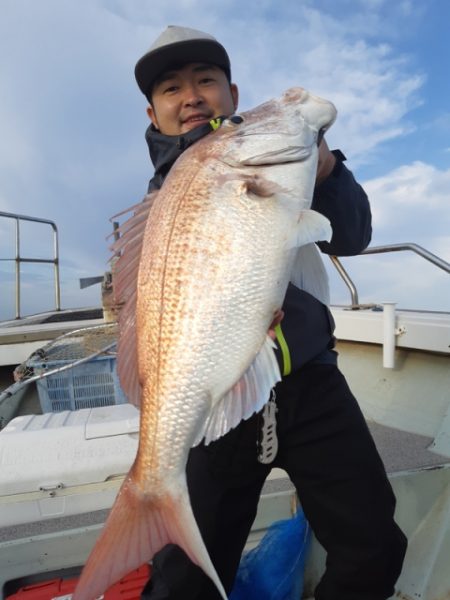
[145,118,224,192]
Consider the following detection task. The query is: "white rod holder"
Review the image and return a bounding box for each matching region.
[382,302,396,369]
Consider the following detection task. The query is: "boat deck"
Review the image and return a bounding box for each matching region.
[0,306,448,596]
[0,421,447,545]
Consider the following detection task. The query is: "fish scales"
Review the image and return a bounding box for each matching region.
[73,87,337,600]
[137,165,284,476]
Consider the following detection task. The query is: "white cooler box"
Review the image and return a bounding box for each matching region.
[0,403,139,527]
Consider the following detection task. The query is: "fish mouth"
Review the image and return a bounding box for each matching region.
[181,113,213,132]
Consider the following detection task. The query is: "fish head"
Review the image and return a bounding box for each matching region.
[215,87,337,168]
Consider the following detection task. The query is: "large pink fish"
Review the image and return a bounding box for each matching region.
[73,87,336,600]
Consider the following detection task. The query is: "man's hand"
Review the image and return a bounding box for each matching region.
[268,309,284,340]
[316,138,336,185]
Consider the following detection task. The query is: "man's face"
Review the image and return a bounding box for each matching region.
[147,63,239,136]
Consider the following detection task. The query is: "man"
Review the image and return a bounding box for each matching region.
[134,25,407,600]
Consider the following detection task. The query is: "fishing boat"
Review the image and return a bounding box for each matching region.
[0,209,449,599]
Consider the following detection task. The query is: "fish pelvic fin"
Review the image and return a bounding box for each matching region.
[193,335,282,446]
[73,470,227,600]
[110,193,157,407]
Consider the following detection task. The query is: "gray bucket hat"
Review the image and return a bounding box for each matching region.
[135,25,231,98]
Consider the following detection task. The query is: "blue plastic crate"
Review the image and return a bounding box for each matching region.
[30,355,127,413]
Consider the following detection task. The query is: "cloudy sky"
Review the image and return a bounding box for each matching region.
[1,0,449,319]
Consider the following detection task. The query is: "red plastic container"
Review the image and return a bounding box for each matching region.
[6,565,151,600]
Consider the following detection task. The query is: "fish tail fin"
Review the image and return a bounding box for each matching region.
[73,473,227,600]
[166,489,228,600]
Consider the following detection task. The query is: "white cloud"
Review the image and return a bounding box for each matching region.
[365,162,450,241]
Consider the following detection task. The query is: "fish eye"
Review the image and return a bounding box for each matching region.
[225,115,244,126]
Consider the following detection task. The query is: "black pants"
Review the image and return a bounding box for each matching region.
[142,364,407,600]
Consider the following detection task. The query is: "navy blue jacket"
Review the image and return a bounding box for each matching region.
[145,120,371,375]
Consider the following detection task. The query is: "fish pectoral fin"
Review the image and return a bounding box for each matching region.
[243,174,286,197]
[73,473,227,600]
[287,209,332,249]
[193,335,282,446]
[290,243,330,305]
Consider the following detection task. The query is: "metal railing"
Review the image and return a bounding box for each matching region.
[0,211,61,319]
[330,243,450,308]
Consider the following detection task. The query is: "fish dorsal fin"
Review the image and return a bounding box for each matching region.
[110,193,157,408]
[193,336,281,446]
[290,243,330,305]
